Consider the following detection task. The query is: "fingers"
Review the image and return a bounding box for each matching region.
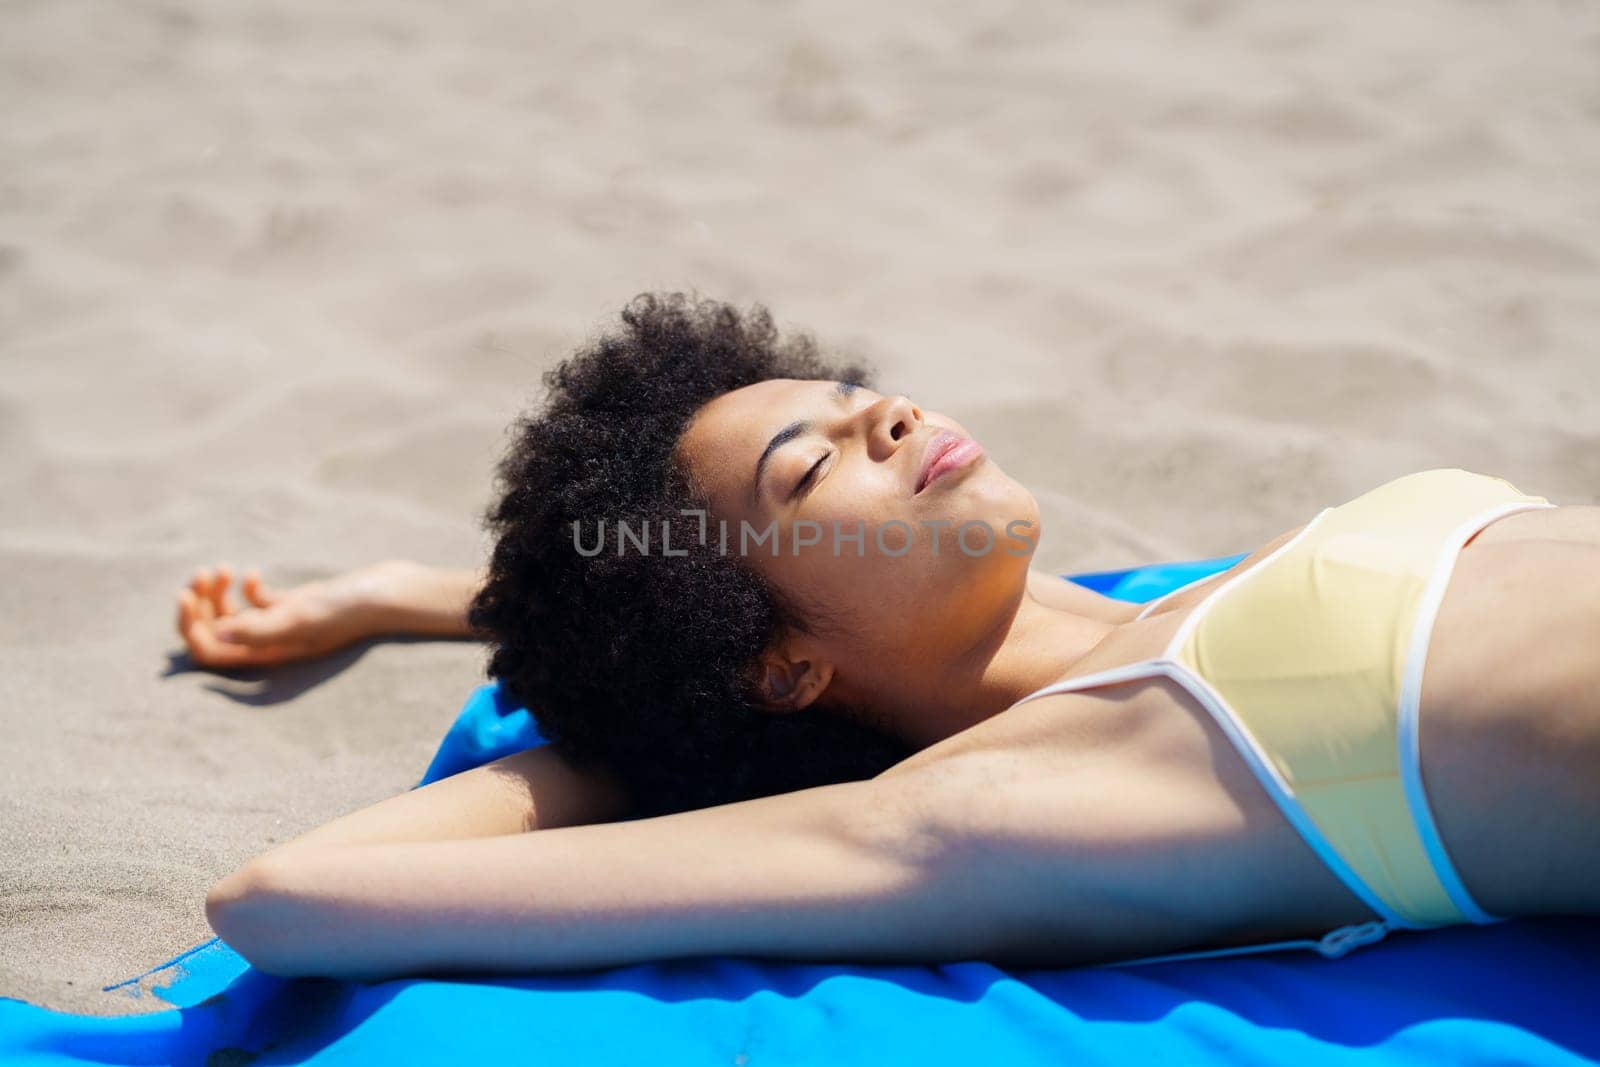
[242,569,280,609]
[212,562,239,617]
[176,585,299,669]
[188,560,280,626]
[189,567,216,621]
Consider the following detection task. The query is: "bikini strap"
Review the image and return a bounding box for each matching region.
[1088,920,1397,970]
[1008,659,1175,708]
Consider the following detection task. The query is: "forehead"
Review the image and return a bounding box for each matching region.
[678,378,828,507]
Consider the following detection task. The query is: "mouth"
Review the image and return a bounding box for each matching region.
[916,431,984,493]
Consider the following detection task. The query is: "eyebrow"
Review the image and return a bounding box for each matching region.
[751,380,858,507]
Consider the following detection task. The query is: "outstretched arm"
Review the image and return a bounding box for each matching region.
[363,560,486,639]
[177,559,486,668]
[206,760,1019,980]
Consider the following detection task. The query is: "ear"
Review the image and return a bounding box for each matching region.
[751,643,835,713]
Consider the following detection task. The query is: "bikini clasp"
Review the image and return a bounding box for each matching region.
[1313,921,1392,959]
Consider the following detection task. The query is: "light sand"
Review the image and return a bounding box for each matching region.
[3,0,1598,1016]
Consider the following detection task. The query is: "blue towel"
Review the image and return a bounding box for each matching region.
[3,558,1596,1067]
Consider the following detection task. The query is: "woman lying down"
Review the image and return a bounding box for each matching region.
[179,291,1600,980]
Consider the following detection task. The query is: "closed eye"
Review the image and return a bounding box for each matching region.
[786,380,860,501]
[794,454,828,498]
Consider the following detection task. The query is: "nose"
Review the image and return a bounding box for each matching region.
[869,393,922,456]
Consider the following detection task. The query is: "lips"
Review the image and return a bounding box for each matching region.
[916,431,967,493]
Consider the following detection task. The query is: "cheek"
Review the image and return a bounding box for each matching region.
[769,542,920,628]
[765,460,1034,602]
[797,486,1028,573]
[812,539,941,622]
[811,468,899,524]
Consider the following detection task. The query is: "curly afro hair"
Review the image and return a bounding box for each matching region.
[466,291,916,820]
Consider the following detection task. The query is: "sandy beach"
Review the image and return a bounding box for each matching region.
[3,0,1598,1016]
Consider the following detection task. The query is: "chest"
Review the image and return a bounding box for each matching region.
[1092,507,1595,781]
[980,506,1600,944]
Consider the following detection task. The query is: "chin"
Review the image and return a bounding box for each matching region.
[955,467,1037,544]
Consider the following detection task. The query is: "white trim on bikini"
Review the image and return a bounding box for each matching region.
[1156,507,1418,934]
[1015,657,1407,968]
[1132,572,1220,621]
[1395,498,1558,928]
[1160,512,1415,902]
[1011,508,1335,710]
[1083,493,1562,967]
[1012,507,1424,966]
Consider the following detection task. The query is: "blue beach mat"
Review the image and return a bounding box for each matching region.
[3,555,1597,1066]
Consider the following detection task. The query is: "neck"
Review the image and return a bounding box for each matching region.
[848,583,1117,752]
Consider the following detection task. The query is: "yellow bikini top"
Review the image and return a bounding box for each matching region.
[1016,468,1557,967]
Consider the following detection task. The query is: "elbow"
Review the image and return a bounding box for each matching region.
[204,859,258,939]
[205,857,304,977]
